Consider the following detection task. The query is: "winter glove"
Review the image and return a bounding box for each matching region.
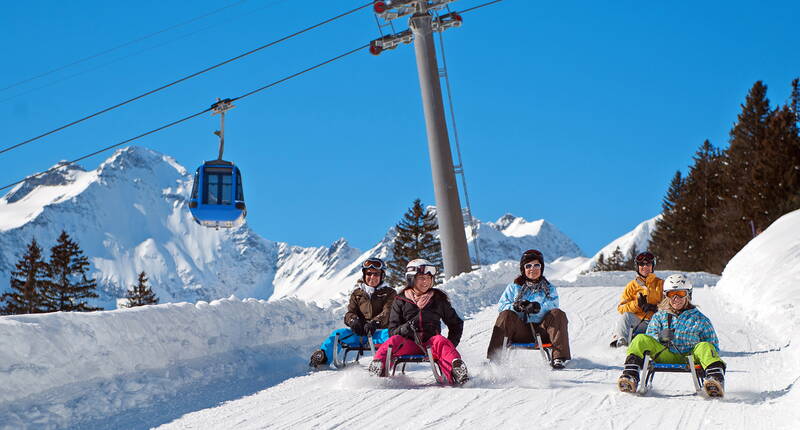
[637,293,648,310]
[641,303,658,314]
[523,301,541,314]
[364,320,380,335]
[398,321,416,339]
[350,317,366,336]
[513,300,541,314]
[658,328,674,343]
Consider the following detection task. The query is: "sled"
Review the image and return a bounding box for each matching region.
[332,333,381,369]
[640,353,704,395]
[502,322,553,365]
[385,345,447,385]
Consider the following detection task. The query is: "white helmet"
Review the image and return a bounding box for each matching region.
[664,274,692,299]
[405,258,437,287]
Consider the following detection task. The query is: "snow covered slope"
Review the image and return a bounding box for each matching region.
[2,245,797,429]
[562,215,659,280]
[0,148,584,308]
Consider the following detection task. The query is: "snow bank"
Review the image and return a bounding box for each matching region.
[716,209,800,340]
[557,270,720,288]
[0,297,335,427]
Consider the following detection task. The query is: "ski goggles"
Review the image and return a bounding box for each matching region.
[666,290,689,298]
[362,258,385,270]
[524,262,542,270]
[407,265,437,277]
[635,252,655,265]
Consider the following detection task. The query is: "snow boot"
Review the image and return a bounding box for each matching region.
[551,358,566,370]
[451,359,469,385]
[368,360,386,377]
[703,362,725,398]
[618,354,643,393]
[309,350,327,369]
[610,337,628,348]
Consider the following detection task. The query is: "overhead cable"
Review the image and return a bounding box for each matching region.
[0,0,249,94]
[0,1,373,157]
[0,43,368,193]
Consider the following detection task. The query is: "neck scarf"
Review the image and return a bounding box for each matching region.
[404,288,434,309]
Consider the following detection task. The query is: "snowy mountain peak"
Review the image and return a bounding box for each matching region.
[97,146,187,182]
[2,162,86,204]
[493,213,519,229]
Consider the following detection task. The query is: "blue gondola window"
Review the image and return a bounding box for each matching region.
[235,168,244,201]
[191,169,199,200]
[203,170,232,205]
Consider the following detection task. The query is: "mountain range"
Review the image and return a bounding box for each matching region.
[0,146,628,309]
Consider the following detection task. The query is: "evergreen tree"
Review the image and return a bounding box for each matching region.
[125,271,159,307]
[44,231,103,312]
[710,81,772,266]
[592,254,608,272]
[0,238,50,315]
[792,78,799,117]
[386,199,443,287]
[650,171,686,269]
[682,140,725,272]
[606,246,627,271]
[624,243,640,271]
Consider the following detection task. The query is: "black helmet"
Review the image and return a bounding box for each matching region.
[520,249,545,277]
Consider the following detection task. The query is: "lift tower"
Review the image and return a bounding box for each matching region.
[370,0,471,278]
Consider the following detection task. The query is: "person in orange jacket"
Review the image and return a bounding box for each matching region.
[609,252,664,348]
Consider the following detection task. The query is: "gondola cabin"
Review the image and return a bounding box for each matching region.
[188,160,246,229]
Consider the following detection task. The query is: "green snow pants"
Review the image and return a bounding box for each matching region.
[626,334,725,369]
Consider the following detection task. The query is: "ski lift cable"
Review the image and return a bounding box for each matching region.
[0,1,374,158]
[0,43,369,193]
[0,0,294,106]
[0,0,250,95]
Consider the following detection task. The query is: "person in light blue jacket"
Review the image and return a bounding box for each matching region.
[486,249,571,369]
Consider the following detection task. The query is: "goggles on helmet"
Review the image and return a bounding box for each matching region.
[407,264,436,277]
[635,252,655,265]
[666,290,688,298]
[362,258,385,271]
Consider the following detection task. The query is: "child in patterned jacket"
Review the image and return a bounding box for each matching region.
[617,274,726,397]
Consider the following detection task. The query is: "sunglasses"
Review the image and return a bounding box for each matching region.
[637,262,653,267]
[666,290,688,298]
[362,258,385,270]
[524,262,542,270]
[364,271,382,278]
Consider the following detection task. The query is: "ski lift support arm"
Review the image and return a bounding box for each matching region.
[369,1,463,55]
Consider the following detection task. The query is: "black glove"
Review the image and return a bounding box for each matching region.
[364,320,380,335]
[513,300,541,314]
[637,293,648,310]
[642,303,658,314]
[398,321,416,339]
[350,317,366,336]
[523,301,541,314]
[658,328,674,343]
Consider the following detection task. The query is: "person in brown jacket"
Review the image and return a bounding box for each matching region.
[309,257,397,368]
[609,251,664,348]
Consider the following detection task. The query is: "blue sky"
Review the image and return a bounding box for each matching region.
[2,0,799,256]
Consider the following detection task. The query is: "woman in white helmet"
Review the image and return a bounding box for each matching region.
[617,274,726,397]
[367,258,469,385]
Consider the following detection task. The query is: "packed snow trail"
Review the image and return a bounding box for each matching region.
[154,285,798,430]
